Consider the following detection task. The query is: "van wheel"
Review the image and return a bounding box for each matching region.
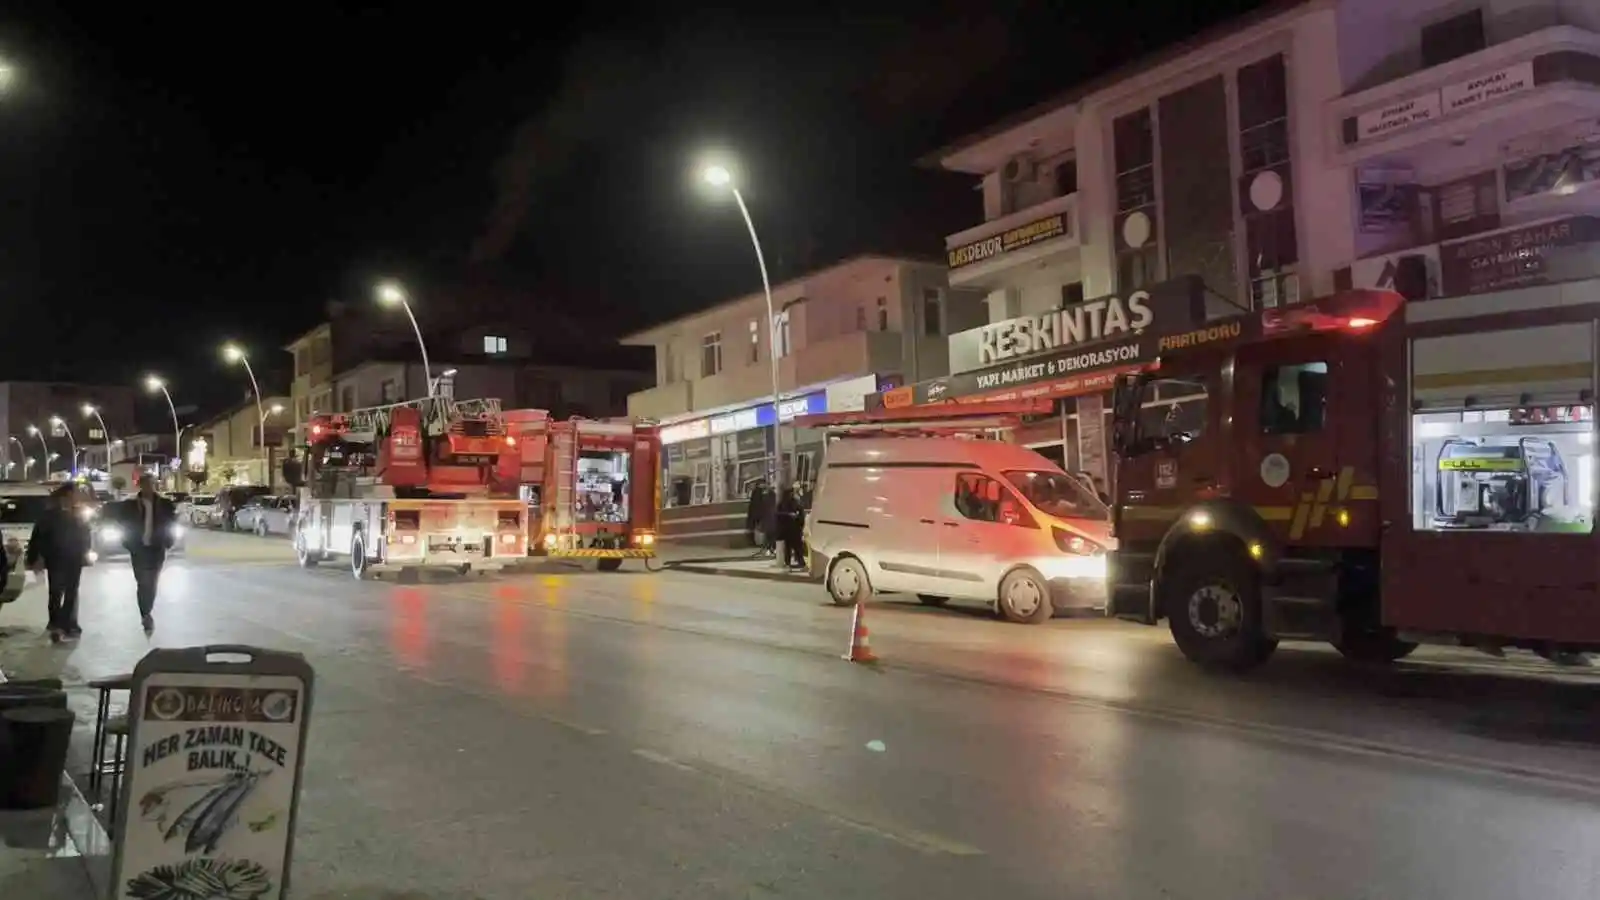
[827,557,871,607]
[351,533,371,581]
[997,567,1052,624]
[295,530,318,568]
[256,519,269,538]
[1163,549,1276,671]
[916,594,948,607]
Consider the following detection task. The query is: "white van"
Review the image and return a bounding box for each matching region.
[806,437,1112,623]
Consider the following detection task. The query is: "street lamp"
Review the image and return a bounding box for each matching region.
[49,416,77,476]
[22,457,33,478]
[5,435,21,478]
[375,280,434,399]
[83,404,114,471]
[430,367,458,395]
[25,425,47,475]
[222,344,269,481]
[0,59,17,95]
[145,375,183,474]
[702,163,787,491]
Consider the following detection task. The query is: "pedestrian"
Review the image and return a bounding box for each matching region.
[776,485,806,570]
[117,474,178,634]
[25,484,92,643]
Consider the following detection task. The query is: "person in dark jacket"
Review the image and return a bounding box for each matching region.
[115,475,178,634]
[776,485,806,569]
[26,484,92,642]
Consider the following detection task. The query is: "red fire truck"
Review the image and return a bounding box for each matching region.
[500,413,662,571]
[289,398,529,579]
[1105,286,1600,669]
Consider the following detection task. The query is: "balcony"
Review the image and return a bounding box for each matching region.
[626,380,692,420]
[780,330,903,390]
[942,193,1080,290]
[1330,25,1600,167]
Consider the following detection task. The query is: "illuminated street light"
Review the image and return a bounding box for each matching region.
[375,280,435,399]
[25,425,47,475]
[145,375,183,479]
[83,403,115,470]
[222,344,269,478]
[700,160,787,519]
[5,435,22,479]
[49,416,77,475]
[0,60,17,95]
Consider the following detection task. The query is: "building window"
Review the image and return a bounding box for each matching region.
[483,335,508,354]
[748,319,760,363]
[340,386,356,412]
[1061,282,1085,307]
[380,379,400,404]
[1237,54,1298,309]
[1114,107,1160,293]
[1054,158,1078,196]
[662,344,677,384]
[922,289,942,336]
[876,297,888,331]
[855,305,867,332]
[1421,9,1485,68]
[295,349,308,377]
[701,332,723,377]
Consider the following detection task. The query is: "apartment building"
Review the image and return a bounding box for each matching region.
[189,395,293,489]
[621,254,984,542]
[881,0,1600,490]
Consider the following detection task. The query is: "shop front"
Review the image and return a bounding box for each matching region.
[659,389,832,510]
[867,275,1212,493]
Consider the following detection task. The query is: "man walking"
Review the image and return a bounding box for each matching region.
[119,475,177,634]
[26,484,91,642]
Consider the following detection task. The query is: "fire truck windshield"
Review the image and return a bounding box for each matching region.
[1003,470,1109,520]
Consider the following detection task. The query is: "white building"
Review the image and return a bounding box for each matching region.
[622,254,984,543]
[892,0,1600,485]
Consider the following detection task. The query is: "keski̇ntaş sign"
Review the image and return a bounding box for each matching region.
[948,289,1157,375]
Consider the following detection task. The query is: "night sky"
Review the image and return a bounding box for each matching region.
[0,2,1265,426]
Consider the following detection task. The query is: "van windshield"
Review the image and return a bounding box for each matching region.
[1003,471,1109,521]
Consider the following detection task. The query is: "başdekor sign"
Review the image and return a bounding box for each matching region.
[947,212,1070,270]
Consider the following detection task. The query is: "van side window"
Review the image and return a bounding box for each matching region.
[953,472,1034,527]
[1260,362,1328,435]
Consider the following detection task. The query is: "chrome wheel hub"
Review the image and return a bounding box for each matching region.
[1188,584,1241,639]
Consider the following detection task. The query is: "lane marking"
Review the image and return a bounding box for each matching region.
[543,714,607,737]
[632,747,697,772]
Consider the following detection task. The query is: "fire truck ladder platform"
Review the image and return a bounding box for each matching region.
[334,397,505,442]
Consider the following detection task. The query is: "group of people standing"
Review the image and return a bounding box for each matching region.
[15,477,179,642]
[746,479,812,569]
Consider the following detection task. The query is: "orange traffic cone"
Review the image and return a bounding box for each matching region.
[844,601,878,664]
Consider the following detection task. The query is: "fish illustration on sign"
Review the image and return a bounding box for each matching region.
[138,770,271,855]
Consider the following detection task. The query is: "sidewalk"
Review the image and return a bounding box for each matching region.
[0,581,110,900]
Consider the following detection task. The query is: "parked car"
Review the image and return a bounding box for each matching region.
[1,486,98,573]
[215,485,273,531]
[235,495,298,537]
[186,494,218,527]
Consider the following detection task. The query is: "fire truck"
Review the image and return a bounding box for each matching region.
[288,397,529,579]
[500,413,662,571]
[1105,285,1600,670]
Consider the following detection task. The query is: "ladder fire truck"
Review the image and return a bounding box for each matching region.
[500,412,662,571]
[288,397,529,579]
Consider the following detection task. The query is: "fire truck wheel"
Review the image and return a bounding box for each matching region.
[351,533,372,581]
[1334,629,1417,663]
[597,558,623,572]
[1163,551,1276,671]
[294,531,319,568]
[997,567,1052,624]
[827,556,871,607]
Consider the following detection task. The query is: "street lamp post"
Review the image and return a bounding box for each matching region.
[376,280,435,400]
[49,416,77,476]
[145,376,183,474]
[22,457,33,479]
[26,426,48,476]
[223,344,269,483]
[6,435,22,478]
[83,404,114,473]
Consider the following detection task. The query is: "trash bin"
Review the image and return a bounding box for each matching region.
[1,707,76,809]
[0,685,67,712]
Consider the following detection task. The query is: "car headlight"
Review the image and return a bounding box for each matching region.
[99,524,124,543]
[170,524,186,540]
[79,506,97,522]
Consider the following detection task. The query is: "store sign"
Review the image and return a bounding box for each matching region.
[947,213,1070,270]
[660,419,709,445]
[948,276,1199,375]
[111,646,314,900]
[775,392,828,422]
[1442,61,1534,115]
[1355,91,1441,141]
[824,374,881,413]
[659,391,828,444]
[1438,215,1600,296]
[710,408,760,435]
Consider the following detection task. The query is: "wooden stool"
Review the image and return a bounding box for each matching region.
[88,674,132,794]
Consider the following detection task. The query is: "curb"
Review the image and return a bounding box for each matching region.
[668,564,818,584]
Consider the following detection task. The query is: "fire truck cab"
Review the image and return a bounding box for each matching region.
[502,413,661,571]
[289,397,528,579]
[1108,286,1600,670]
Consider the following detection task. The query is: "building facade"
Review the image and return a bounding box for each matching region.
[886,0,1600,490]
[0,381,138,481]
[188,396,293,490]
[329,358,648,420]
[621,254,984,542]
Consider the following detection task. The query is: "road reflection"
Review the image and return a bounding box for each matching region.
[388,585,431,670]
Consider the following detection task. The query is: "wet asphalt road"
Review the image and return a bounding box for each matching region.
[4,531,1600,899]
